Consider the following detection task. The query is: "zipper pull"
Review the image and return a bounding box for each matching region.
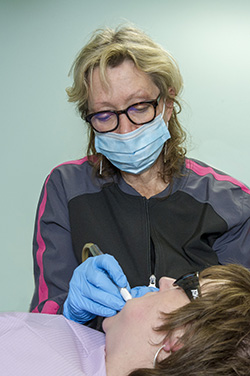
[148,274,157,288]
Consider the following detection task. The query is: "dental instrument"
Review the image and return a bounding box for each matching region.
[82,243,132,302]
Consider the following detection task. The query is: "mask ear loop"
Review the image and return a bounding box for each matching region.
[161,101,166,120]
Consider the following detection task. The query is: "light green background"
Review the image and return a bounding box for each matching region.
[1,0,249,312]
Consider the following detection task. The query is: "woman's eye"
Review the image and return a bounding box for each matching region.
[129,103,151,116]
[95,112,113,122]
[130,104,149,113]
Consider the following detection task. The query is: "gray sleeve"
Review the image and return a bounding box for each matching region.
[30,168,78,313]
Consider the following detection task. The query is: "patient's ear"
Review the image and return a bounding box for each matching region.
[163,328,185,353]
[155,328,185,364]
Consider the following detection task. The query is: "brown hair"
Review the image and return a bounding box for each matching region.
[129,264,250,376]
[66,25,186,183]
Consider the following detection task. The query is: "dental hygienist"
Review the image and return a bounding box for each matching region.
[30,25,250,328]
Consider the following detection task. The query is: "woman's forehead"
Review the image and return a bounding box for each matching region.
[89,60,157,96]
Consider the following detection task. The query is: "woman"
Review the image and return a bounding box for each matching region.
[30,25,250,327]
[2,264,250,375]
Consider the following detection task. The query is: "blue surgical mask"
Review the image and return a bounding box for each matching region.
[94,107,171,175]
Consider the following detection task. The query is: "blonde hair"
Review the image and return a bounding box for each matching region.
[67,25,186,181]
[129,264,250,376]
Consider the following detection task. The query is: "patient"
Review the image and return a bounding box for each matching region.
[104,264,250,376]
[0,264,250,376]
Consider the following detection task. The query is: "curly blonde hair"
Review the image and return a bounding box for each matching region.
[129,264,250,376]
[67,25,186,182]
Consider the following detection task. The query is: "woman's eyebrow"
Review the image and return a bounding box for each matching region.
[91,90,155,111]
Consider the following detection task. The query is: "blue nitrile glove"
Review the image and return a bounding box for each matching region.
[63,254,129,324]
[131,285,159,298]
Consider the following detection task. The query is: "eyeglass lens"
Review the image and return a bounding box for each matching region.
[88,100,157,132]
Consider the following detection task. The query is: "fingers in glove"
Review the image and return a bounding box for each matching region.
[92,254,128,287]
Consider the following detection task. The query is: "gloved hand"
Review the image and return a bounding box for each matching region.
[63,254,129,324]
[131,285,159,298]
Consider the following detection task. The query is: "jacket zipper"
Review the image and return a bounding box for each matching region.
[143,197,157,288]
[148,273,157,287]
[149,237,157,287]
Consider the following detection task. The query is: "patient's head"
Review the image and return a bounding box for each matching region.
[103,264,250,376]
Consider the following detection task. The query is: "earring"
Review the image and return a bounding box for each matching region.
[153,345,171,367]
[99,157,103,176]
[163,142,167,164]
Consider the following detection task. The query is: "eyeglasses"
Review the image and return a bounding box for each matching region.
[173,272,201,301]
[84,95,161,133]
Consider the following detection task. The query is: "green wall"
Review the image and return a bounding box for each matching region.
[1,0,249,312]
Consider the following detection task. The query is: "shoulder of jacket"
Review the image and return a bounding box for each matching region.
[185,158,250,195]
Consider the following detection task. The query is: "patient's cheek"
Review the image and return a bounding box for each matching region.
[122,299,152,323]
[103,295,158,335]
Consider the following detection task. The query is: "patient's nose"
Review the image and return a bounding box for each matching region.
[159,277,176,292]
